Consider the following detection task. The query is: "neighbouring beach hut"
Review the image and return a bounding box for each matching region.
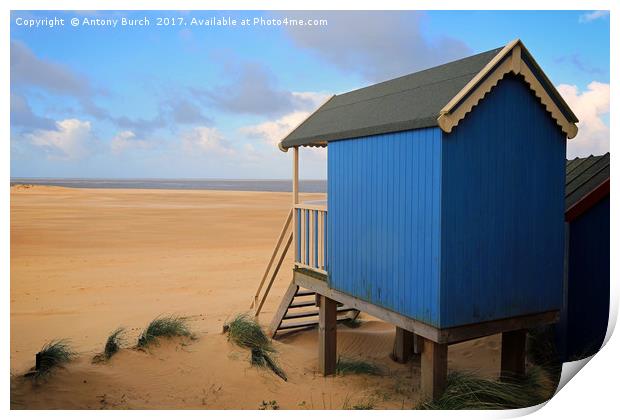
[251,39,579,399]
[558,154,610,361]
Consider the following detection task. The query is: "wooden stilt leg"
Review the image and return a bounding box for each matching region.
[501,329,527,379]
[413,333,423,355]
[392,327,414,363]
[318,294,337,375]
[420,338,448,400]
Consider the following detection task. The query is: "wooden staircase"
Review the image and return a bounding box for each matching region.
[268,282,359,338]
[251,207,360,339]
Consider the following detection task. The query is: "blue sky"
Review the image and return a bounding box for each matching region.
[10,10,610,179]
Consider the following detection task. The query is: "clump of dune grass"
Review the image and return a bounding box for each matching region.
[93,328,125,363]
[25,339,75,379]
[137,315,192,348]
[336,357,382,376]
[527,326,562,379]
[418,368,550,410]
[224,313,287,381]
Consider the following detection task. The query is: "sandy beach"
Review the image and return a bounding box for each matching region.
[10,185,502,409]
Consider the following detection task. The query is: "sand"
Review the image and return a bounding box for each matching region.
[10,185,501,409]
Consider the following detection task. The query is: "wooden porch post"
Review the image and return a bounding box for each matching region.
[420,338,448,400]
[318,294,337,375]
[292,147,299,263]
[292,146,299,205]
[392,326,414,363]
[500,329,527,379]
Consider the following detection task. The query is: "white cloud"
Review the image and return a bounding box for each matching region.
[240,110,313,147]
[25,119,93,160]
[110,130,149,154]
[557,81,610,158]
[579,10,609,23]
[181,126,235,156]
[239,92,330,146]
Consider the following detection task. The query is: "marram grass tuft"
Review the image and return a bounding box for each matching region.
[137,315,193,348]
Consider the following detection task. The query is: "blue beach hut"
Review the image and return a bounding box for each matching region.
[252,39,579,399]
[558,154,610,362]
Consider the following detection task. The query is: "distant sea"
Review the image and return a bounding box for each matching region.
[10,178,327,193]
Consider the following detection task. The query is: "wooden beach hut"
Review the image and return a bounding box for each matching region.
[558,154,610,361]
[251,39,579,399]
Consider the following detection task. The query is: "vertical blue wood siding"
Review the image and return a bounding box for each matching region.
[328,128,443,326]
[561,196,610,360]
[439,74,566,327]
[327,74,566,329]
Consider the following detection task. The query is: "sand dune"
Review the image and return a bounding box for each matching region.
[10,186,501,409]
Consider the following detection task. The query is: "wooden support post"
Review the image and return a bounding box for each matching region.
[413,333,423,355]
[392,326,414,363]
[420,338,448,400]
[318,294,337,376]
[500,329,527,379]
[292,146,299,205]
[292,146,299,265]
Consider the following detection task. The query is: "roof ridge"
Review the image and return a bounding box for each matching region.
[334,47,503,99]
[319,71,481,115]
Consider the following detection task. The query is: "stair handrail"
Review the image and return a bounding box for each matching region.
[254,233,293,317]
[250,207,293,311]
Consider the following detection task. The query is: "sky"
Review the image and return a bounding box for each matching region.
[10,10,610,179]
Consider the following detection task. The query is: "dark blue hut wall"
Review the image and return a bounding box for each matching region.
[565,195,610,359]
[328,128,443,326]
[440,74,567,328]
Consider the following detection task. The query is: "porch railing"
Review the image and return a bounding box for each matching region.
[294,202,327,274]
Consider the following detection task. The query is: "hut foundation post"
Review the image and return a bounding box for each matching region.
[420,338,448,400]
[500,329,527,379]
[318,294,337,375]
[392,326,414,363]
[413,333,423,354]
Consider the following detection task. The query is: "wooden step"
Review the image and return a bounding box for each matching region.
[283,307,355,320]
[269,280,361,339]
[277,320,318,331]
[278,314,358,331]
[288,300,316,309]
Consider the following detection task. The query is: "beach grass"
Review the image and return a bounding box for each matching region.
[93,327,125,362]
[137,315,193,348]
[225,313,287,381]
[336,357,382,376]
[527,326,562,378]
[418,368,550,410]
[27,339,75,379]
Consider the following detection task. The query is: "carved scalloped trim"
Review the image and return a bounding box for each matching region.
[438,58,512,134]
[519,62,578,138]
[438,43,578,139]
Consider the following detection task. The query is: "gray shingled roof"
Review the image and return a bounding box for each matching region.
[566,153,610,209]
[280,47,503,149]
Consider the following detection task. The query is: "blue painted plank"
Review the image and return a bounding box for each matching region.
[440,74,566,327]
[328,127,443,326]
